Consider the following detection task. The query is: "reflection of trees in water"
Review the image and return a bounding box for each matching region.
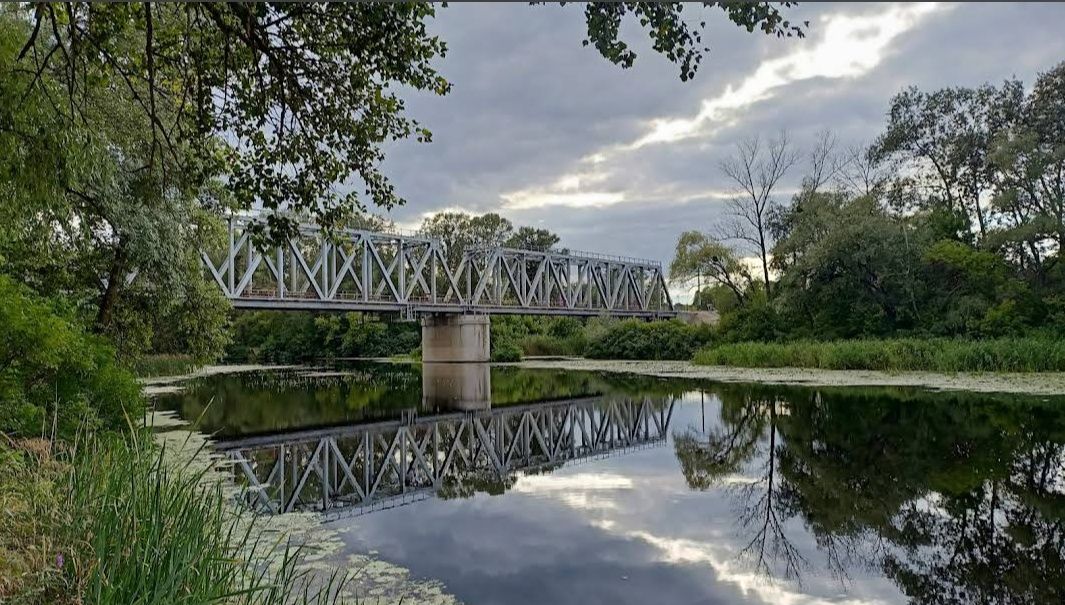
[160,362,700,437]
[674,385,1065,602]
[883,441,1065,604]
[159,366,424,436]
[675,394,807,581]
[438,471,517,499]
[736,399,808,581]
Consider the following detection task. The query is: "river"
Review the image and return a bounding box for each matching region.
[154,361,1065,605]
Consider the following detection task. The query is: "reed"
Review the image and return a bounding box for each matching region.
[693,337,1065,373]
[131,354,201,378]
[0,434,347,604]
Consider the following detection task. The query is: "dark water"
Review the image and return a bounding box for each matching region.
[156,362,1065,605]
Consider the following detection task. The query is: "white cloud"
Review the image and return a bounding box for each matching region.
[502,190,626,210]
[525,471,898,605]
[512,472,634,511]
[628,531,892,605]
[629,3,949,149]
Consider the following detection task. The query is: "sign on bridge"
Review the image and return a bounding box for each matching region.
[202,216,675,318]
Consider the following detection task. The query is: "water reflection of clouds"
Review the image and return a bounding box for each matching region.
[512,472,633,511]
[502,394,905,605]
[180,364,1065,604]
[610,530,893,605]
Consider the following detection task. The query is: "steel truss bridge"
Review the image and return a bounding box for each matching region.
[216,396,675,518]
[202,216,674,318]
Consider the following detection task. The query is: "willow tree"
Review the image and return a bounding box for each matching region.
[669,230,752,309]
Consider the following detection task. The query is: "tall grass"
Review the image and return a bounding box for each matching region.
[519,334,586,357]
[0,435,346,604]
[131,354,201,378]
[692,338,1065,372]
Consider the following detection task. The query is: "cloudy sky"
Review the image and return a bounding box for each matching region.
[376,2,1065,301]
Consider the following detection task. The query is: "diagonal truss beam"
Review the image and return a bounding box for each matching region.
[203,216,674,317]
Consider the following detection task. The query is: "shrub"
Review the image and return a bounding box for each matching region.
[130,354,200,378]
[585,319,713,360]
[0,275,143,439]
[491,338,523,362]
[519,333,586,357]
[226,311,419,362]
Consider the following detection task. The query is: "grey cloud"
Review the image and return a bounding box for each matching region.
[372,2,1065,266]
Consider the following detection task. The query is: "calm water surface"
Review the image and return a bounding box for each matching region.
[157,362,1065,604]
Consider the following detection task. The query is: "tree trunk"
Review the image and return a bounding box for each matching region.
[95,241,127,331]
[759,239,772,298]
[972,197,986,239]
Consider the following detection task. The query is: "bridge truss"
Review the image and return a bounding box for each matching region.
[201,216,674,317]
[216,396,674,517]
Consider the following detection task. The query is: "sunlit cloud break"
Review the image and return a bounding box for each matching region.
[502,190,625,210]
[630,2,949,149]
[496,3,948,213]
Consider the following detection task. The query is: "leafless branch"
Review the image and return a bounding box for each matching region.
[836,143,889,198]
[804,129,840,194]
[718,131,798,295]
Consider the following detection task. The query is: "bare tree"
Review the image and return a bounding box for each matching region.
[836,143,890,198]
[803,129,842,194]
[719,132,799,297]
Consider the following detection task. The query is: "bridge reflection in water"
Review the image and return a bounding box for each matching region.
[215,368,675,519]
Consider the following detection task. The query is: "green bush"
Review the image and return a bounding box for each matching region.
[715,301,786,343]
[519,333,586,357]
[226,311,419,363]
[491,338,523,362]
[491,315,588,358]
[585,319,713,360]
[0,275,143,439]
[693,337,1065,372]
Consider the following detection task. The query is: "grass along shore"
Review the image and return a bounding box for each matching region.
[130,354,202,378]
[0,433,347,605]
[693,337,1065,373]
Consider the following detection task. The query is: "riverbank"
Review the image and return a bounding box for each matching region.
[147,359,1065,396]
[514,358,1065,396]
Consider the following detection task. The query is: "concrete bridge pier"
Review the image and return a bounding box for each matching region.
[421,314,491,363]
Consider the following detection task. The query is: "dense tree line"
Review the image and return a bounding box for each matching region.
[673,62,1065,342]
